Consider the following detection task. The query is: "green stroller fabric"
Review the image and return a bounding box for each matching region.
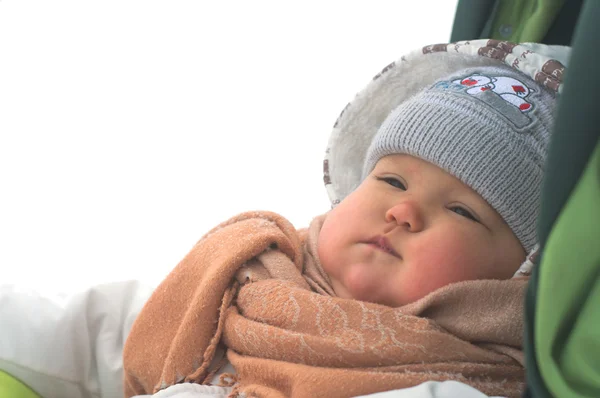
[525,0,600,395]
[0,370,41,398]
[531,141,600,398]
[451,0,583,45]
[451,1,600,397]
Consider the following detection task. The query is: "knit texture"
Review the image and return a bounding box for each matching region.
[363,66,556,251]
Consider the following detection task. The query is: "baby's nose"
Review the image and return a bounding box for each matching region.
[385,200,424,232]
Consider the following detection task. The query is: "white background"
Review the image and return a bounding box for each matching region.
[0,1,457,292]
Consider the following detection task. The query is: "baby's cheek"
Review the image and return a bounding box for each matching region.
[419,235,487,283]
[317,222,337,273]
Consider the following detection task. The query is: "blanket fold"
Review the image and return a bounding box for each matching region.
[123,211,527,398]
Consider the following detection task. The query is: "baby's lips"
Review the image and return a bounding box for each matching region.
[366,235,401,258]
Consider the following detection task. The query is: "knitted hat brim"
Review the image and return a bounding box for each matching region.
[323,40,569,206]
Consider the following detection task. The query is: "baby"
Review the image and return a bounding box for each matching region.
[319,62,553,307]
[124,41,565,398]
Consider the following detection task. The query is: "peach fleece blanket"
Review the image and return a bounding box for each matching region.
[123,211,527,398]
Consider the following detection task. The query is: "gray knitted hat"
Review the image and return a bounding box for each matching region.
[362,66,556,251]
[323,40,570,254]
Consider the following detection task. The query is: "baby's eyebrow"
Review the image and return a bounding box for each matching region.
[376,159,399,169]
[377,161,411,174]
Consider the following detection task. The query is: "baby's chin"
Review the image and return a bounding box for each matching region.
[333,262,402,307]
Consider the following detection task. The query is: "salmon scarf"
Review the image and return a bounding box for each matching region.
[123,211,527,397]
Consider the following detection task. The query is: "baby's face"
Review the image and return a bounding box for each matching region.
[318,154,525,307]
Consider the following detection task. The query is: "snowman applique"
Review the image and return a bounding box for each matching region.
[453,74,533,112]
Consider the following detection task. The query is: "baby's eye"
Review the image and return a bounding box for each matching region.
[378,177,406,190]
[450,206,479,222]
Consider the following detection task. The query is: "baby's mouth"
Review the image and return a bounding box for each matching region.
[367,236,400,258]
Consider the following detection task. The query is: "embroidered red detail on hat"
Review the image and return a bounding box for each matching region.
[461,78,477,86]
[520,103,531,110]
[480,86,491,91]
[512,85,526,93]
